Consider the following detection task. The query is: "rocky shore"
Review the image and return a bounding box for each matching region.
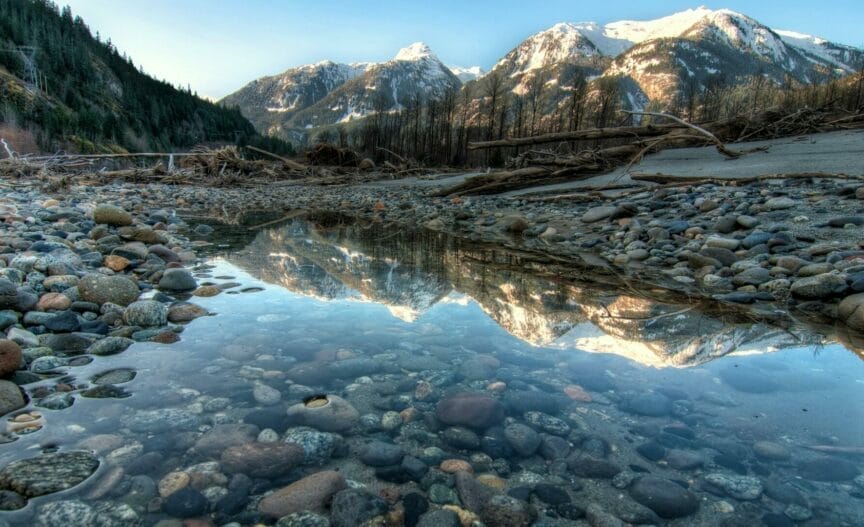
[0,164,861,526]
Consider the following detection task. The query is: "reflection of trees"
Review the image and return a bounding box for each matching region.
[227,219,836,366]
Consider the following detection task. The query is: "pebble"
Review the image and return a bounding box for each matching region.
[629,476,699,519]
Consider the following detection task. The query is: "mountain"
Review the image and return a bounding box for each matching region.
[0,0,259,153]
[449,65,484,82]
[226,6,863,141]
[222,42,460,137]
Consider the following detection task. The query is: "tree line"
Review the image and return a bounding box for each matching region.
[0,0,293,155]
[312,65,863,168]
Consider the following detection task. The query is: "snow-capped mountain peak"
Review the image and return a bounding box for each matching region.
[448,65,485,82]
[604,6,716,44]
[394,42,435,62]
[495,22,600,76]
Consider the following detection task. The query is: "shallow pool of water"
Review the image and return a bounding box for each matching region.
[2,218,863,526]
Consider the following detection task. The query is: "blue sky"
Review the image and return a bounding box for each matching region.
[61,1,864,100]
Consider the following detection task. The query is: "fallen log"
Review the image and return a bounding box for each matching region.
[245,145,307,171]
[630,172,864,185]
[467,124,682,150]
[622,111,747,159]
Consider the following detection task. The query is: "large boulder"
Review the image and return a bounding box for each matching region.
[78,274,139,307]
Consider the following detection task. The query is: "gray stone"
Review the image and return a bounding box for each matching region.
[417,509,460,527]
[790,272,848,298]
[838,293,864,330]
[0,451,99,498]
[286,395,358,432]
[504,423,541,456]
[78,274,139,307]
[581,206,617,223]
[158,268,197,291]
[86,336,134,356]
[123,300,168,327]
[330,489,388,527]
[629,476,699,519]
[0,380,26,415]
[703,473,763,500]
[732,267,771,287]
[283,427,341,465]
[93,204,133,226]
[764,197,796,210]
[359,441,404,467]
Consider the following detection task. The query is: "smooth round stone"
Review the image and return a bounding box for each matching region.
[158,268,197,292]
[504,423,541,457]
[92,204,132,226]
[221,442,304,478]
[162,486,209,518]
[732,267,771,287]
[436,393,505,429]
[0,451,99,498]
[158,471,190,498]
[86,336,134,356]
[330,489,388,527]
[790,272,848,299]
[753,441,791,461]
[665,449,703,470]
[123,300,168,327]
[480,494,533,527]
[629,476,699,519]
[253,382,282,405]
[567,455,621,478]
[0,340,22,377]
[78,274,139,307]
[286,395,359,432]
[167,303,208,323]
[258,471,347,518]
[704,473,763,500]
[359,441,404,467]
[443,426,481,450]
[283,427,340,465]
[524,411,570,436]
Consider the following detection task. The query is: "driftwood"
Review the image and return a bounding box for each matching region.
[630,172,864,185]
[622,111,748,159]
[245,145,307,171]
[467,124,682,150]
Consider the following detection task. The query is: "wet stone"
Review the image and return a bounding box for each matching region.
[0,451,99,498]
[621,392,673,417]
[797,457,860,481]
[704,473,763,500]
[330,489,389,527]
[568,455,622,478]
[162,486,209,518]
[283,427,340,465]
[629,476,699,519]
[436,393,505,429]
[443,427,480,450]
[359,440,404,467]
[504,423,541,456]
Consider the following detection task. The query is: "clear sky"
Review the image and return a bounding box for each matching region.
[61,1,864,100]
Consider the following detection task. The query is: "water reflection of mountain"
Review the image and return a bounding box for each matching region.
[227,219,827,367]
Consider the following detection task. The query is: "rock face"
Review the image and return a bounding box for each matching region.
[221,442,304,478]
[628,476,699,519]
[92,204,133,226]
[0,340,21,377]
[78,274,140,306]
[286,395,359,432]
[258,470,347,518]
[0,451,99,498]
[435,393,505,429]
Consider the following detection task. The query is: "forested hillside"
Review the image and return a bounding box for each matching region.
[0,0,258,153]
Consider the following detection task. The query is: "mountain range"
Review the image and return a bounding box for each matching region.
[222,6,864,141]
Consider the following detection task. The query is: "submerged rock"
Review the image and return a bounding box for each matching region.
[0,451,99,498]
[629,476,699,519]
[436,393,505,429]
[258,470,347,518]
[286,394,359,432]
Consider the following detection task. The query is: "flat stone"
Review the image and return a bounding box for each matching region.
[764,197,796,210]
[221,442,304,478]
[92,204,132,226]
[790,272,847,298]
[258,470,347,518]
[581,206,617,223]
[0,451,99,498]
[704,473,763,500]
[629,476,699,519]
